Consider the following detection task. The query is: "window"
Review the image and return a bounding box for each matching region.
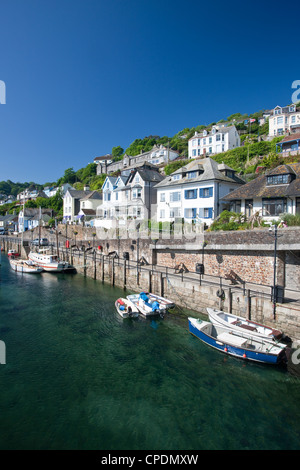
[209,137,212,144]
[216,134,221,141]
[291,116,296,124]
[187,171,197,179]
[184,189,197,199]
[203,138,206,145]
[184,208,197,219]
[267,174,289,185]
[277,116,284,124]
[199,187,213,198]
[203,208,213,219]
[262,198,286,216]
[209,147,212,154]
[160,210,165,219]
[230,200,241,213]
[160,193,165,202]
[170,207,181,218]
[192,150,196,157]
[132,188,142,199]
[172,174,181,181]
[170,191,181,202]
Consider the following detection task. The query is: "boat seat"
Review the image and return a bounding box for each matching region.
[217,332,248,347]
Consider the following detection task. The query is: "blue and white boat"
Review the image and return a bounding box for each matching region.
[188,317,288,365]
[127,292,164,317]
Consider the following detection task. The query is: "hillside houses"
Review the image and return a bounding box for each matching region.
[94,144,179,175]
[188,125,240,159]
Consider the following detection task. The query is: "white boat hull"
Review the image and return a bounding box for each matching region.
[9,258,43,274]
[115,298,139,318]
[28,252,73,272]
[207,308,283,342]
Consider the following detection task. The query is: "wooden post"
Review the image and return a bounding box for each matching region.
[101,254,105,283]
[148,270,152,293]
[246,289,251,320]
[228,288,232,313]
[160,272,164,297]
[93,251,96,280]
[123,259,127,290]
[111,256,115,286]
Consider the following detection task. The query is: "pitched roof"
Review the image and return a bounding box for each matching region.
[223,163,300,200]
[154,157,245,189]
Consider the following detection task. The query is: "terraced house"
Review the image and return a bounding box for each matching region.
[95,162,164,228]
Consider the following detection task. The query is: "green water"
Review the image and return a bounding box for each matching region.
[0,255,300,450]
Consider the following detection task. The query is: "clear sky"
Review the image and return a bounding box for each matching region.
[0,0,299,184]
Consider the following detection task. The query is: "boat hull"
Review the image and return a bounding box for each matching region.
[188,318,286,365]
[126,294,163,317]
[28,252,73,272]
[9,259,43,274]
[207,308,283,341]
[115,299,139,318]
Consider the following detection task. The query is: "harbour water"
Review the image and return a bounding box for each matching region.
[0,254,300,450]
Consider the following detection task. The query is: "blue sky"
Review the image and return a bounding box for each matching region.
[0,0,299,184]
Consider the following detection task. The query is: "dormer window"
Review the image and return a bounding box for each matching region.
[289,105,296,113]
[187,171,197,179]
[267,174,289,185]
[172,174,181,181]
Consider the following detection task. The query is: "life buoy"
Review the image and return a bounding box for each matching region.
[216,288,225,299]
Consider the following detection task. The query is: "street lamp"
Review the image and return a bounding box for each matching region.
[268,224,283,319]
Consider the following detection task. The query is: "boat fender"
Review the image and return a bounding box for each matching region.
[216,288,225,299]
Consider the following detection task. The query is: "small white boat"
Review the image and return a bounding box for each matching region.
[127,292,165,317]
[9,257,44,274]
[207,308,283,342]
[115,298,139,319]
[146,293,175,310]
[188,317,288,365]
[28,250,74,273]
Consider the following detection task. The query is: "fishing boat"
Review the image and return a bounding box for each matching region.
[9,257,44,274]
[127,292,163,317]
[115,298,139,319]
[28,250,74,272]
[188,317,288,365]
[207,308,283,341]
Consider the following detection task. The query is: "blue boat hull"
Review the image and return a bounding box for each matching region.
[188,319,284,365]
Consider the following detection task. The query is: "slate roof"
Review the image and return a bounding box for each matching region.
[154,157,245,189]
[223,163,300,200]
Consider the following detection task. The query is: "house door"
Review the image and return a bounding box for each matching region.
[245,199,253,217]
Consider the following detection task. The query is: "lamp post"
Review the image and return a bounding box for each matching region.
[268,224,282,319]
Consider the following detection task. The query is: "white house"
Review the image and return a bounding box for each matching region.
[188,125,240,159]
[63,187,101,223]
[222,162,300,221]
[77,190,102,226]
[95,162,164,228]
[269,104,300,137]
[154,157,245,226]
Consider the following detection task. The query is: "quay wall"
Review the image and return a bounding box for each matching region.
[2,225,300,345]
[60,249,300,346]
